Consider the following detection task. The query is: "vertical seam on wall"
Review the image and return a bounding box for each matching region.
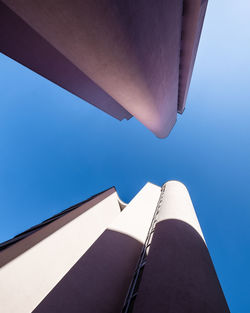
[177,0,185,113]
[121,185,166,313]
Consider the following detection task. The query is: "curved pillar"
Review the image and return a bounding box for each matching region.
[132,181,230,313]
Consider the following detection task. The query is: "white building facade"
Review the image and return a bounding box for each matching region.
[0,181,230,313]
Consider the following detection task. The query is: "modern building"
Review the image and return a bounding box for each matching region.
[0,2,228,312]
[0,0,208,138]
[0,181,230,313]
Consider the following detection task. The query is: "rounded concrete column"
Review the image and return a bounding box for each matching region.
[158,180,204,240]
[132,181,230,313]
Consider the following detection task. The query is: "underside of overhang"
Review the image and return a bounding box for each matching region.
[0,0,208,137]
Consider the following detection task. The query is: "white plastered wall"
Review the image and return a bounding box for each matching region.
[159,180,205,241]
[109,182,161,244]
[0,191,121,313]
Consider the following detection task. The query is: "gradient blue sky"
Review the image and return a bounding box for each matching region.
[0,1,249,312]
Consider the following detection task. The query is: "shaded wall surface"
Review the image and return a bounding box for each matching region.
[0,183,161,313]
[131,181,230,313]
[33,230,142,313]
[0,1,131,121]
[33,182,160,313]
[0,181,230,313]
[1,0,207,137]
[132,220,230,313]
[0,188,122,313]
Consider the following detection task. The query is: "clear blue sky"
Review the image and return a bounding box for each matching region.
[0,1,249,312]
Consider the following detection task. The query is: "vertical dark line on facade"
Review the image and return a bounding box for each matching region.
[177,0,185,113]
[121,185,166,313]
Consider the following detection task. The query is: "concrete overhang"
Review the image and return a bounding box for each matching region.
[0,0,207,138]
